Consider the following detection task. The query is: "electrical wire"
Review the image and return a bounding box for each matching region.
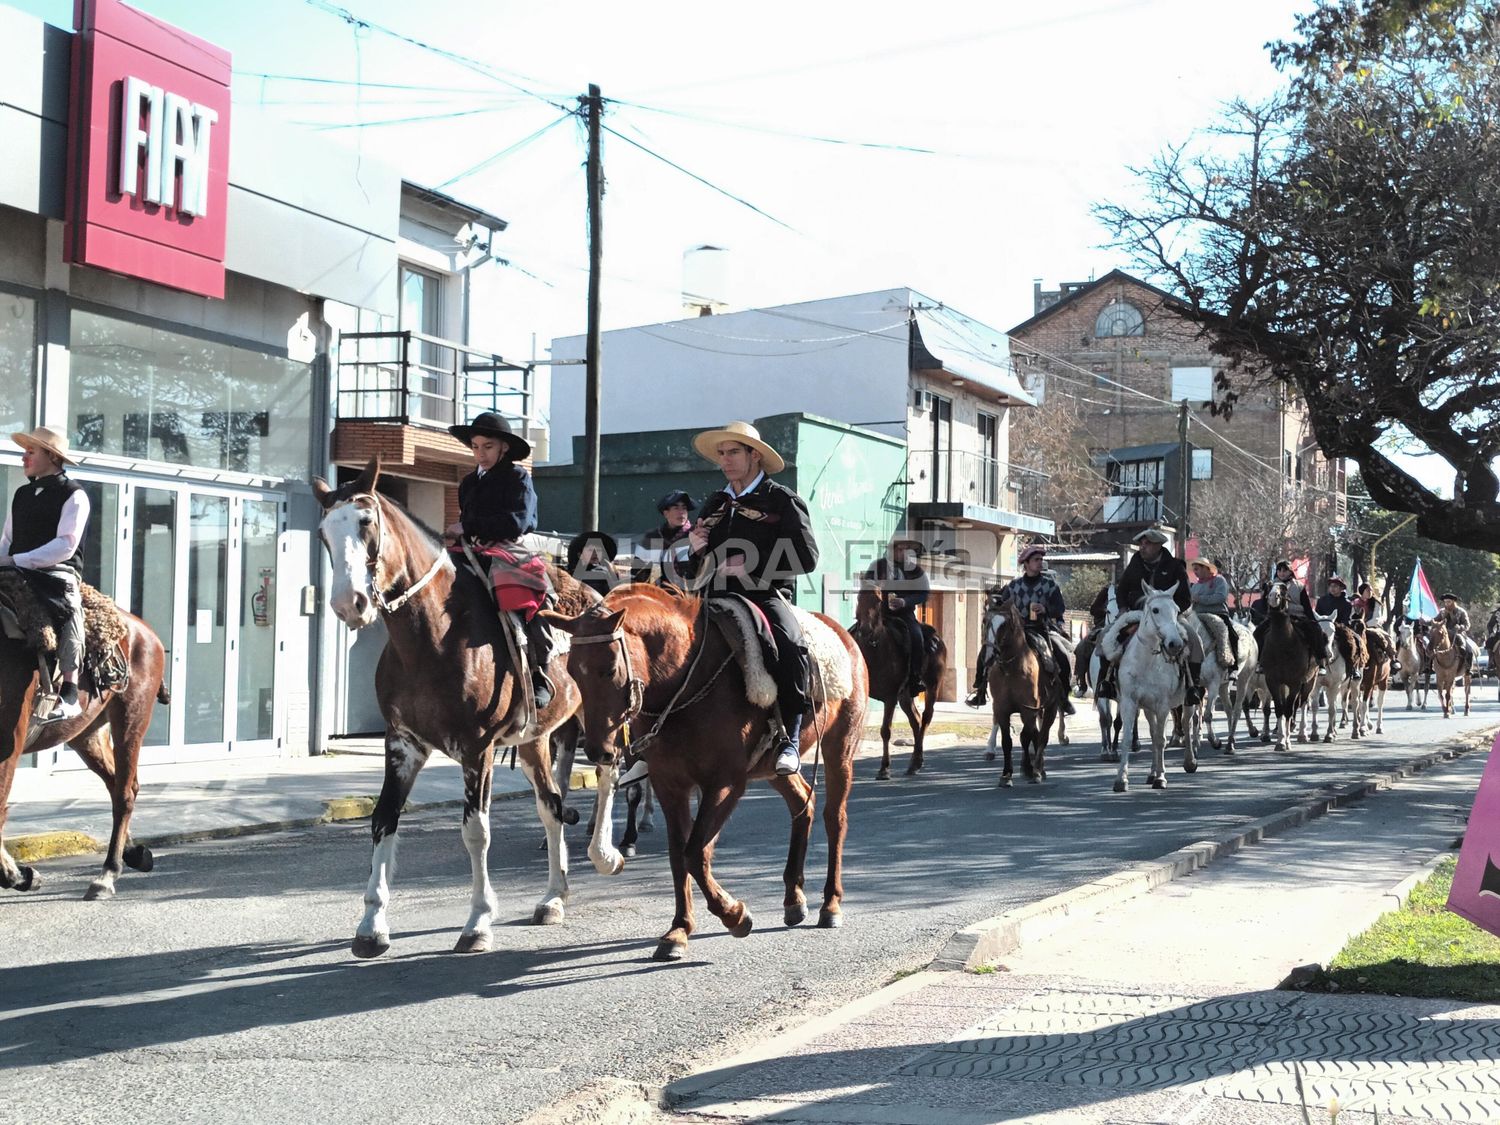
[436,111,578,189]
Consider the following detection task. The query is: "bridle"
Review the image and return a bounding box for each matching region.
[1137,591,1189,663]
[341,492,447,615]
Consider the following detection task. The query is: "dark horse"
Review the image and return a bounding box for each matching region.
[1,591,168,899]
[851,585,947,779]
[550,584,868,961]
[981,594,1062,786]
[1258,582,1320,753]
[315,459,612,958]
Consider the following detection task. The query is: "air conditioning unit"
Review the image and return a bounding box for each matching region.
[913,389,934,411]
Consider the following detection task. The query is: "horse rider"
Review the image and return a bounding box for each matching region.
[861,532,930,698]
[1352,581,1386,628]
[1070,584,1115,697]
[1189,557,1239,669]
[443,411,554,709]
[680,421,820,778]
[1252,559,1330,667]
[969,544,1076,714]
[636,489,697,590]
[1315,575,1354,626]
[1437,593,1473,648]
[567,531,618,598]
[0,426,90,722]
[1115,527,1205,703]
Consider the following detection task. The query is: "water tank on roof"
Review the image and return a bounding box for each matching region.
[683,245,729,317]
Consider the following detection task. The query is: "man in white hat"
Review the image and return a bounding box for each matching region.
[624,421,818,781]
[0,426,91,720]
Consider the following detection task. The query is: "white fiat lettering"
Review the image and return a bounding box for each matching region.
[118,76,218,217]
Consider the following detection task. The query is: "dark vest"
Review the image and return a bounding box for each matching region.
[9,473,85,570]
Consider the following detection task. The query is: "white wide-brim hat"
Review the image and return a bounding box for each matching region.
[692,420,785,475]
[11,425,75,466]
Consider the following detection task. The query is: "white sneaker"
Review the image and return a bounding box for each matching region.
[616,758,650,787]
[46,697,83,722]
[773,743,802,776]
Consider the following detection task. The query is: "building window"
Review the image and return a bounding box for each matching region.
[69,309,313,478]
[0,290,37,434]
[1171,366,1214,402]
[1104,457,1164,523]
[1094,301,1144,338]
[928,393,952,502]
[1191,448,1213,480]
[977,410,1000,507]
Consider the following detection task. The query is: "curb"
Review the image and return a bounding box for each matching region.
[931,727,1495,972]
[6,766,598,862]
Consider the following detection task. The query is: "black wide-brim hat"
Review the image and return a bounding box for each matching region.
[448,412,531,461]
[567,530,618,569]
[656,489,698,513]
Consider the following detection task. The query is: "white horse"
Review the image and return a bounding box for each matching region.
[1192,613,1258,755]
[1100,585,1199,793]
[1395,622,1429,711]
[1303,616,1350,743]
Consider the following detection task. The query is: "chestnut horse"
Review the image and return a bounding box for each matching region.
[851,585,947,780]
[1429,619,1472,718]
[0,601,167,899]
[315,459,616,959]
[981,596,1055,787]
[549,584,867,962]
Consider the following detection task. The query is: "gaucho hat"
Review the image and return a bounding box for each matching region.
[448,412,531,461]
[1441,591,1459,601]
[567,530,618,571]
[1132,527,1169,545]
[692,420,785,475]
[1328,575,1347,588]
[656,489,698,513]
[11,424,75,466]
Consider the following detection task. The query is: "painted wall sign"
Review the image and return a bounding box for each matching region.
[64,0,231,298]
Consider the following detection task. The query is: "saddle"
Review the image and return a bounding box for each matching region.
[703,596,854,713]
[0,568,131,697]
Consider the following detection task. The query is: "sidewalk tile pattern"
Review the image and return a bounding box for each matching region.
[900,989,1500,1120]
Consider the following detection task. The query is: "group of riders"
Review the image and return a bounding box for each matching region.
[4,412,1494,762]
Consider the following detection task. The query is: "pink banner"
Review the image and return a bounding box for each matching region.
[1447,728,1500,937]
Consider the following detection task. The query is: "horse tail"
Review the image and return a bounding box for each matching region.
[157,681,172,705]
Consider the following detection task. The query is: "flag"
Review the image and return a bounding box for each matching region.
[1448,728,1500,939]
[1407,557,1438,621]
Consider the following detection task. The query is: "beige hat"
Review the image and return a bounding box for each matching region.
[1133,527,1169,545]
[692,420,785,475]
[11,425,75,466]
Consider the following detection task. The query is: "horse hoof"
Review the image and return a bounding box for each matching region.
[818,908,843,929]
[1060,735,1070,745]
[652,940,686,962]
[1113,779,1128,794]
[83,879,115,901]
[123,844,154,873]
[1260,734,1271,744]
[875,768,891,781]
[532,902,566,926]
[562,808,580,826]
[1184,761,1198,774]
[453,931,492,954]
[1151,777,1166,790]
[785,901,808,927]
[1000,774,1013,788]
[351,933,390,959]
[15,866,39,893]
[905,763,923,776]
[984,751,996,762]
[622,844,637,859]
[729,908,754,939]
[1027,773,1041,784]
[1323,733,1333,743]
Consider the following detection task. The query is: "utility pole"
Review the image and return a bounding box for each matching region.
[1177,400,1191,547]
[582,83,604,532]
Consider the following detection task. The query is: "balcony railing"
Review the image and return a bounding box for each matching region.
[907,448,1049,516]
[335,330,534,430]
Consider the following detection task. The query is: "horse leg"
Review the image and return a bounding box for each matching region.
[1182,702,1200,775]
[769,771,815,926]
[681,781,753,938]
[897,693,924,776]
[69,717,139,901]
[1114,698,1139,793]
[353,728,430,959]
[620,780,642,859]
[455,745,500,952]
[998,709,1016,788]
[519,740,578,926]
[652,781,697,961]
[1322,677,1337,743]
[0,724,35,893]
[815,715,855,929]
[876,697,895,780]
[1096,698,1116,762]
[587,764,626,874]
[1148,710,1169,789]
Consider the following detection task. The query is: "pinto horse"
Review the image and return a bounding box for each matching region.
[549,584,867,962]
[851,585,947,780]
[0,600,167,899]
[981,596,1056,786]
[315,459,617,959]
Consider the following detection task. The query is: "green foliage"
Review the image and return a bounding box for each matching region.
[1351,475,1500,608]
[1058,565,1111,614]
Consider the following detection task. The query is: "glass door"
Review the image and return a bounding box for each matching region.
[131,487,177,747]
[184,494,230,747]
[234,498,280,747]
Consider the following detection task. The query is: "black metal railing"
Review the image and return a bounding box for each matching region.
[335,330,534,430]
[907,448,1049,515]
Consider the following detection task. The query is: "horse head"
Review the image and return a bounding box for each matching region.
[1430,619,1453,653]
[1137,584,1188,658]
[547,604,644,765]
[854,583,884,636]
[1265,581,1289,614]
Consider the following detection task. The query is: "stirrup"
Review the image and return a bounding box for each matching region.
[773,742,802,776]
[617,757,649,786]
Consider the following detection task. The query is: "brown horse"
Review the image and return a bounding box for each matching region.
[1429,619,1472,718]
[315,459,613,959]
[1259,583,1320,752]
[1357,625,1393,736]
[851,585,947,780]
[549,584,867,962]
[981,597,1055,786]
[0,597,168,899]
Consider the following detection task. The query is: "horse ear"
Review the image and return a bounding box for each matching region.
[311,477,336,510]
[1162,581,1180,600]
[539,609,579,633]
[353,455,380,495]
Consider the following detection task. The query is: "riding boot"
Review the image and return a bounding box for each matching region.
[1186,661,1205,704]
[525,618,555,710]
[966,656,989,707]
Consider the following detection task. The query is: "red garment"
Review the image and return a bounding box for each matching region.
[453,544,549,620]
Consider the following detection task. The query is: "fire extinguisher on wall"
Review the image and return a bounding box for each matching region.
[252,568,273,627]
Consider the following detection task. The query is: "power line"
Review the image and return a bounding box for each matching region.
[436,111,578,189]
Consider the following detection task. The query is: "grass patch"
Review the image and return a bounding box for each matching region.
[968,964,999,975]
[1308,856,1500,1002]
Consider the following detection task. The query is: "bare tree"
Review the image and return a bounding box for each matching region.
[1193,477,1333,602]
[1010,379,1109,534]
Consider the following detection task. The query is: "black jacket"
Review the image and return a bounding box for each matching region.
[1117,549,1190,613]
[694,476,818,598]
[457,462,536,543]
[638,521,696,587]
[863,556,929,616]
[1316,592,1353,626]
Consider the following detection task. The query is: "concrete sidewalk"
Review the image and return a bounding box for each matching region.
[665,729,1500,1125]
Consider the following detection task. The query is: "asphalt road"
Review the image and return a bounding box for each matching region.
[2,696,1496,1125]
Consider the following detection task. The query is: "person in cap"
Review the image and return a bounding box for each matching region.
[1114,527,1206,702]
[968,544,1075,713]
[0,426,91,721]
[567,531,619,597]
[1252,559,1329,666]
[636,489,698,590]
[671,420,819,778]
[1352,581,1386,628]
[861,532,931,697]
[1437,592,1471,642]
[443,411,554,708]
[1315,576,1354,626]
[1189,557,1239,668]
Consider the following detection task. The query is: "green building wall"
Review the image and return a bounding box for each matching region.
[533,412,908,626]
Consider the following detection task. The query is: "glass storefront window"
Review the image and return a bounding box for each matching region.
[69,310,312,479]
[0,292,37,434]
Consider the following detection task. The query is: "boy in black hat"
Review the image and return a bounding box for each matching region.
[444,411,554,707]
[567,531,618,597]
[637,489,697,589]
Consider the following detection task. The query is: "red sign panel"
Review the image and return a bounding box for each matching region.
[64,0,231,299]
